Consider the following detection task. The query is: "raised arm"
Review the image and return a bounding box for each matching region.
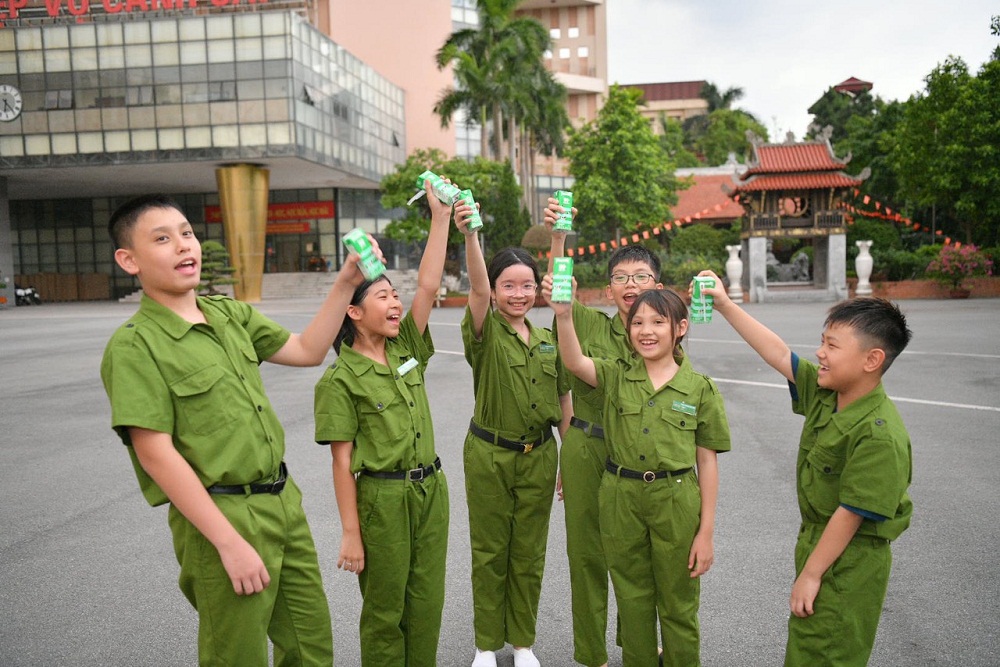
[463,209,492,339]
[268,239,382,366]
[409,179,455,335]
[542,275,597,387]
[696,270,794,382]
[129,427,270,595]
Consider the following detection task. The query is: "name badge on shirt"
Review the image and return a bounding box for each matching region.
[672,400,697,416]
[397,358,418,376]
[539,343,555,354]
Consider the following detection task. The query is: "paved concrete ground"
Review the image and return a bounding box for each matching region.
[1,297,998,666]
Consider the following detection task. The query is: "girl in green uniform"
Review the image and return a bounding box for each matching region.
[546,285,731,667]
[314,183,461,666]
[460,217,570,667]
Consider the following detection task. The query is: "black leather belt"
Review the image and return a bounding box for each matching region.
[208,462,288,495]
[469,420,552,454]
[605,458,691,483]
[569,416,605,439]
[360,457,442,482]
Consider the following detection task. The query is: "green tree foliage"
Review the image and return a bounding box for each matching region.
[806,87,877,144]
[891,56,1000,245]
[839,98,905,203]
[657,114,701,168]
[669,223,728,259]
[380,148,531,261]
[565,85,679,244]
[199,240,237,296]
[695,109,769,165]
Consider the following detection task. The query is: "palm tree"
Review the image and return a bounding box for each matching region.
[700,82,745,112]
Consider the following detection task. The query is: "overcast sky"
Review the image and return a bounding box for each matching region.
[605,0,997,142]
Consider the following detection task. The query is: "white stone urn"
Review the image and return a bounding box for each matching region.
[725,245,744,301]
[855,240,873,296]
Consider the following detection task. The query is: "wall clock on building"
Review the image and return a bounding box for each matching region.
[0,84,23,122]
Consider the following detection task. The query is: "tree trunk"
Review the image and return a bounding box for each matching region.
[492,101,503,161]
[480,107,489,158]
[508,114,516,170]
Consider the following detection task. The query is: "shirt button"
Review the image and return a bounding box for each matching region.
[680,420,686,427]
[824,466,832,473]
[240,374,245,380]
[376,403,384,410]
[394,374,400,380]
[618,407,624,414]
[639,455,646,461]
[529,352,534,357]
[257,405,263,412]
[643,428,649,434]
[648,400,655,407]
[409,401,414,407]
[531,378,536,384]
[875,419,885,426]
[416,432,421,438]
[531,403,537,409]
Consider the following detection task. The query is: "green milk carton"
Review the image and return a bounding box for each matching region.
[343,228,385,281]
[415,170,462,205]
[458,189,483,231]
[551,257,574,303]
[690,276,715,323]
[553,190,573,232]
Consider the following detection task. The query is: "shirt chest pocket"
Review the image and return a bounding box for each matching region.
[656,408,699,466]
[610,398,644,445]
[359,387,409,441]
[169,364,238,435]
[803,444,846,513]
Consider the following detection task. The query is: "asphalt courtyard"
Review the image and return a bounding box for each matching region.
[1,296,998,666]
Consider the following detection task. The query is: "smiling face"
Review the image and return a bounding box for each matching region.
[492,263,538,321]
[628,302,688,362]
[349,277,403,340]
[606,260,662,317]
[113,206,201,301]
[815,323,870,393]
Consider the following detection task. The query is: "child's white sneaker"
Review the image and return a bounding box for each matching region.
[513,647,541,667]
[471,649,497,667]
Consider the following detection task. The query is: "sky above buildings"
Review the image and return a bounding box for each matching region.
[606,0,998,142]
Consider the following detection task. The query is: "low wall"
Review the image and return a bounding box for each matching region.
[848,276,1000,299]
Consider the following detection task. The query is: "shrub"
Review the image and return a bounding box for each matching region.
[869,248,926,281]
[670,224,727,260]
[660,253,725,288]
[925,243,993,289]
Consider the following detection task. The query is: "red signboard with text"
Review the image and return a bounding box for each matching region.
[204,201,333,234]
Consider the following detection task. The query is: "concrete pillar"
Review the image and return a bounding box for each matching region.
[216,164,269,303]
[747,236,768,303]
[826,233,847,300]
[0,177,15,308]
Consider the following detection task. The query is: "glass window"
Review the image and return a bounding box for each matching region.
[151,20,178,43]
[549,28,560,39]
[25,135,50,155]
[18,49,45,74]
[237,78,264,100]
[240,124,267,146]
[577,46,589,58]
[180,41,207,65]
[212,125,240,147]
[125,44,152,68]
[44,26,70,49]
[158,128,184,149]
[96,23,124,47]
[0,29,16,51]
[208,39,234,63]
[235,14,262,38]
[559,47,570,59]
[206,17,234,40]
[178,18,206,42]
[51,134,77,155]
[180,64,208,82]
[124,22,150,44]
[16,28,43,50]
[78,132,104,153]
[104,130,130,152]
[131,130,156,150]
[185,126,212,148]
[0,52,15,76]
[0,136,23,157]
[268,122,291,144]
[98,46,125,70]
[568,27,580,38]
[70,24,96,48]
[263,35,287,59]
[72,48,98,71]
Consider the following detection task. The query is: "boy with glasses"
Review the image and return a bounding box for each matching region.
[543,199,664,667]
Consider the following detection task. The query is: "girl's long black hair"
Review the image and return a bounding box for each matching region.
[332,275,391,354]
[626,289,689,357]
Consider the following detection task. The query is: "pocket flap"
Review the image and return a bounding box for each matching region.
[170,364,224,398]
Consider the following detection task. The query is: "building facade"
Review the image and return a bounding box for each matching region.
[1,1,408,302]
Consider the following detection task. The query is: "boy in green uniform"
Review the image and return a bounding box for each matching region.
[697,271,913,667]
[314,180,457,666]
[100,194,367,665]
[543,198,663,667]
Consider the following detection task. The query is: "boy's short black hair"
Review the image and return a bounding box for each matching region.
[108,194,184,249]
[826,297,912,372]
[607,245,661,281]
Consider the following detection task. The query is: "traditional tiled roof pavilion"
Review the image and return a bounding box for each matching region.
[727,129,869,302]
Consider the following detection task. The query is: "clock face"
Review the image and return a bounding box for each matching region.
[0,84,23,122]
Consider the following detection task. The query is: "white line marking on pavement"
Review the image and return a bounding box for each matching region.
[687,337,1000,360]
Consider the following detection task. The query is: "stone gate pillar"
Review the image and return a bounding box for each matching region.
[747,236,768,303]
[216,164,269,303]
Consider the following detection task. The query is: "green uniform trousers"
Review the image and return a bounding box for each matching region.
[464,432,558,650]
[784,523,892,667]
[356,471,449,667]
[561,427,611,666]
[168,477,333,667]
[599,470,702,667]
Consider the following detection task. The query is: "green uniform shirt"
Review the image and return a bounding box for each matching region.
[553,301,631,426]
[589,354,731,470]
[791,355,913,541]
[314,312,436,474]
[462,307,569,440]
[101,294,291,506]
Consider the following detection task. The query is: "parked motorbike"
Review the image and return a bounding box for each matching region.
[15,284,42,306]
